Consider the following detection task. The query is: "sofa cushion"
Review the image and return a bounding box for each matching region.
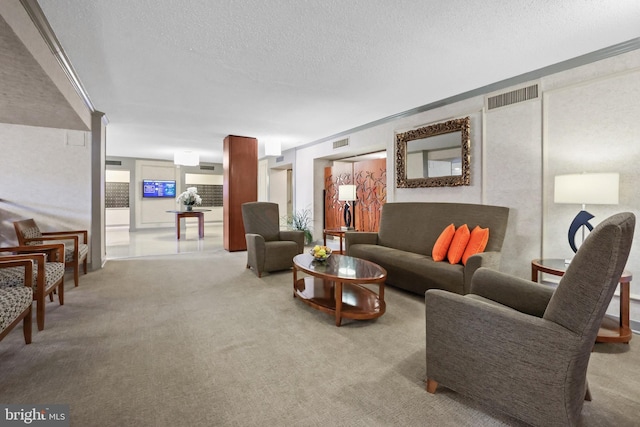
[349,244,465,295]
[462,226,490,265]
[432,224,455,262]
[448,224,470,264]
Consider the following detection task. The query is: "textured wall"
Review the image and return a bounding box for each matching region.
[0,123,91,256]
[293,49,640,323]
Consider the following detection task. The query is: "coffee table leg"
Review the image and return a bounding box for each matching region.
[335,281,343,326]
[293,267,298,298]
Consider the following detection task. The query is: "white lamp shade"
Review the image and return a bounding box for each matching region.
[174,151,199,166]
[338,184,357,201]
[554,173,619,205]
[264,140,281,156]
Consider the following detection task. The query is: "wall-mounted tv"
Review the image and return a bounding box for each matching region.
[142,179,176,198]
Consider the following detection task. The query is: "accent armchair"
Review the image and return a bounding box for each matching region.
[14,218,88,287]
[0,244,65,331]
[241,202,304,277]
[0,258,34,345]
[425,212,635,426]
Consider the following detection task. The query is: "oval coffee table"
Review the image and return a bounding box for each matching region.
[292,253,387,326]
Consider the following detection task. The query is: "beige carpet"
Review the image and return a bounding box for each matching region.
[0,250,638,426]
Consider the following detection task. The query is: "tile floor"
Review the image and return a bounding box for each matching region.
[106,222,338,259]
[105,222,225,259]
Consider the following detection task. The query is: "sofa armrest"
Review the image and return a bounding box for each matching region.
[279,230,305,253]
[470,267,555,318]
[462,251,502,294]
[345,232,378,254]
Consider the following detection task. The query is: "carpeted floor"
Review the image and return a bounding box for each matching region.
[0,250,638,426]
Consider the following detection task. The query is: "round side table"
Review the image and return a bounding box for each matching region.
[531,258,632,344]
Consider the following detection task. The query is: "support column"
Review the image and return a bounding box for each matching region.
[90,111,107,269]
[223,135,257,251]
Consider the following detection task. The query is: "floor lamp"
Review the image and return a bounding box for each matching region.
[554,172,619,254]
[338,185,356,231]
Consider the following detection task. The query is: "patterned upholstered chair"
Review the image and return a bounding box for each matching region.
[425,212,635,426]
[0,244,65,331]
[241,202,305,277]
[14,218,88,287]
[0,258,33,345]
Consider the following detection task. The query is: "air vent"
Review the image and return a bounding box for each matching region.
[487,84,539,110]
[105,160,122,166]
[276,155,284,163]
[199,164,215,171]
[333,138,349,149]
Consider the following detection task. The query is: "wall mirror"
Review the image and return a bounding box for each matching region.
[395,116,470,188]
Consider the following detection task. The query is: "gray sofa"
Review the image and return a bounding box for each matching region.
[345,202,510,295]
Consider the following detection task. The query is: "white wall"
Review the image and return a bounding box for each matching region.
[290,48,640,324]
[0,123,92,259]
[135,160,180,229]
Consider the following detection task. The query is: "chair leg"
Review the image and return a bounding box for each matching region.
[426,379,438,394]
[23,306,32,344]
[58,280,64,305]
[83,258,87,274]
[36,298,45,331]
[74,264,79,287]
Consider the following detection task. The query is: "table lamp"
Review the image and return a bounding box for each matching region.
[554,172,619,253]
[338,184,357,230]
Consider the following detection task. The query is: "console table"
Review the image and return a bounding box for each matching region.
[531,258,632,344]
[166,210,211,239]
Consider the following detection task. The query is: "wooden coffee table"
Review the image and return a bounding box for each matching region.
[292,253,387,326]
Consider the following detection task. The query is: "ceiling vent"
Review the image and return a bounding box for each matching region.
[105,160,122,166]
[333,138,349,149]
[199,164,215,171]
[486,84,539,110]
[276,155,284,163]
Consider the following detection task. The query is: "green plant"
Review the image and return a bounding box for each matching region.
[282,208,313,245]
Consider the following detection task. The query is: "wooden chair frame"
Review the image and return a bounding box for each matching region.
[0,259,33,344]
[0,244,64,331]
[14,219,88,287]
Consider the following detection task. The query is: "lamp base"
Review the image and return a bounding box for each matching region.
[340,226,354,231]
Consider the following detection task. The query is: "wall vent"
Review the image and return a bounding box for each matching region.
[199,164,215,171]
[487,84,539,110]
[333,138,349,149]
[276,155,284,163]
[105,160,122,166]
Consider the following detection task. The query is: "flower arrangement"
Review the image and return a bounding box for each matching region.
[176,187,202,210]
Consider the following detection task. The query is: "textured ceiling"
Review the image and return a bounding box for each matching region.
[36,0,640,163]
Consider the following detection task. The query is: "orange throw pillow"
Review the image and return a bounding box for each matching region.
[462,226,490,265]
[448,224,470,264]
[432,224,455,262]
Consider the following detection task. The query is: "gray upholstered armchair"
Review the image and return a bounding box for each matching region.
[241,202,304,277]
[425,212,635,426]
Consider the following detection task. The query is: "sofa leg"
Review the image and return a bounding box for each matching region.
[426,379,438,394]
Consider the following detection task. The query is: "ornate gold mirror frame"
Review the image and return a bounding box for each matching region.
[395,116,470,188]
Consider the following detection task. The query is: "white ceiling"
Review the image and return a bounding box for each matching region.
[37,0,640,164]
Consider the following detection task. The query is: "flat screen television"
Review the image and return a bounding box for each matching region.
[142,179,176,198]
